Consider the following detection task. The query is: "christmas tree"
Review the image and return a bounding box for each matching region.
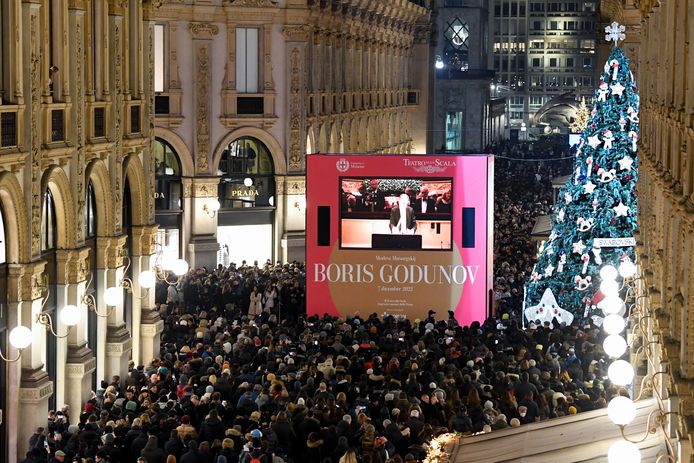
[524,23,639,321]
[569,97,590,134]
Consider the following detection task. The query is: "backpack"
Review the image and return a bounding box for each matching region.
[247,449,266,463]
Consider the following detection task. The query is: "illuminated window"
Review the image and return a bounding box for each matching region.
[218,137,275,208]
[443,17,470,71]
[236,27,259,93]
[85,182,97,238]
[446,112,462,151]
[0,1,4,100]
[0,204,5,264]
[41,189,57,251]
[154,138,182,211]
[154,24,165,93]
[580,39,596,50]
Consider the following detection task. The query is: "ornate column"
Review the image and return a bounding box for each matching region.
[283,24,310,173]
[68,1,87,246]
[56,248,96,423]
[190,22,218,176]
[11,261,52,459]
[283,176,306,262]
[143,0,161,226]
[95,235,132,382]
[130,224,163,366]
[186,178,220,270]
[23,0,43,259]
[107,2,125,233]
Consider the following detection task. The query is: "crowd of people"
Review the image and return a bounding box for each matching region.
[27,306,618,463]
[490,138,573,317]
[21,139,605,463]
[155,261,307,322]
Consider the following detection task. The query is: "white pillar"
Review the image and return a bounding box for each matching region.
[101,256,132,382]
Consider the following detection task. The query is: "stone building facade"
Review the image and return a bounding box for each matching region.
[0,1,163,461]
[603,0,694,459]
[0,0,431,460]
[152,0,431,268]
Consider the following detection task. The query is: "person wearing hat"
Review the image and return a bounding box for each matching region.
[49,450,66,463]
[218,438,239,463]
[180,440,203,463]
[404,409,424,445]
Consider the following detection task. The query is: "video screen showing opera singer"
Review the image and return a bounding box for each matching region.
[339,178,453,250]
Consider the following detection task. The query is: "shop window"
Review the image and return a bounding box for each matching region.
[218,137,275,208]
[154,138,182,211]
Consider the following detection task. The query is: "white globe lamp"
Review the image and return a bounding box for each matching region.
[161,252,176,271]
[9,326,33,350]
[600,279,619,297]
[207,198,220,212]
[599,295,625,316]
[603,334,627,358]
[104,286,124,307]
[608,360,635,386]
[608,396,637,426]
[603,314,626,335]
[138,270,156,289]
[608,440,640,463]
[172,259,189,276]
[59,305,81,327]
[243,177,253,187]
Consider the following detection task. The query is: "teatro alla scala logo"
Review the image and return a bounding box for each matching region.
[336,158,350,172]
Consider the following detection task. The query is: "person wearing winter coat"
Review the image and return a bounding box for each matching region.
[141,435,166,463]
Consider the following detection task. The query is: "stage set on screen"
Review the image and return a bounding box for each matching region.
[306,154,494,326]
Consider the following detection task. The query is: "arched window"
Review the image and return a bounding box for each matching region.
[41,188,57,251]
[443,17,470,71]
[218,137,275,208]
[83,180,98,390]
[0,204,5,264]
[40,187,58,411]
[85,181,97,238]
[154,138,182,211]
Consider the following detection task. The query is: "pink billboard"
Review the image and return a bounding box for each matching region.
[306,154,494,327]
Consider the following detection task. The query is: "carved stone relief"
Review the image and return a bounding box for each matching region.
[195,43,211,173]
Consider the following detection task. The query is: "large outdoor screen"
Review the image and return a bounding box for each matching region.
[339,177,453,251]
[307,154,494,327]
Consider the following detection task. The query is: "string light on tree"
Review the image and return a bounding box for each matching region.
[570,97,590,134]
[524,32,639,318]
